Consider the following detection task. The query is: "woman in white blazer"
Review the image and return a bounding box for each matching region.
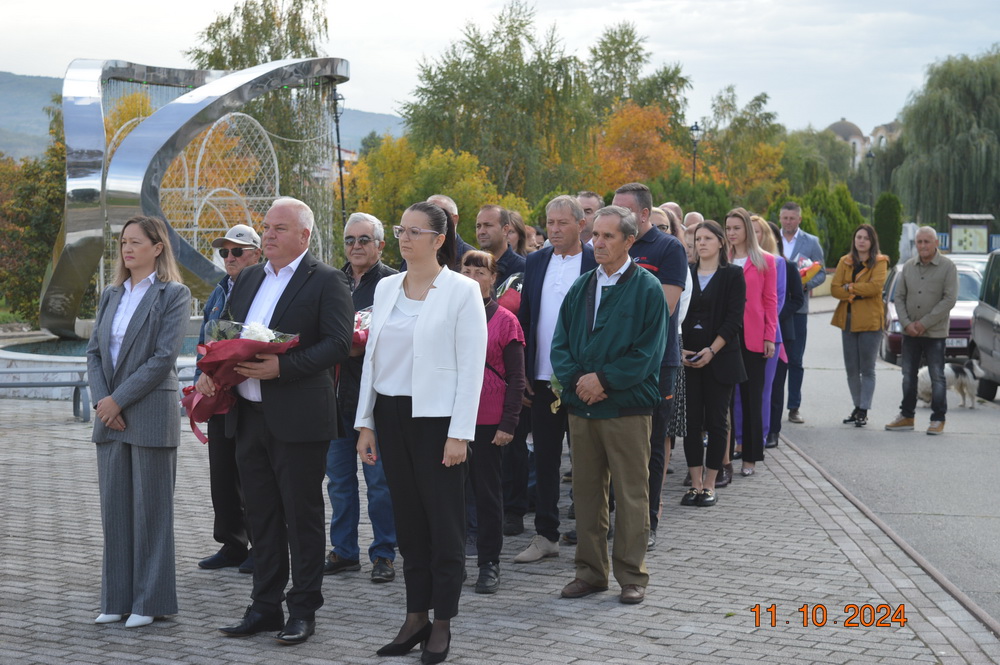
[86,216,191,628]
[356,201,487,664]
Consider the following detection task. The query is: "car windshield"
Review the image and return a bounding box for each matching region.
[958,271,982,301]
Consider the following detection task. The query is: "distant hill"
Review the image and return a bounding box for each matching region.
[0,70,404,159]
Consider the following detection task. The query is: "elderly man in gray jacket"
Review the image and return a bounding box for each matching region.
[885,227,958,435]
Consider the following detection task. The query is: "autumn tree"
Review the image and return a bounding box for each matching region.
[402,1,598,203]
[186,0,337,254]
[594,101,685,193]
[895,45,1000,225]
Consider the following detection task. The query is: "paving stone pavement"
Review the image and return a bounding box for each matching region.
[2,397,1000,665]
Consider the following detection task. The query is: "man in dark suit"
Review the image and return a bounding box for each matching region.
[206,197,353,645]
[513,194,597,564]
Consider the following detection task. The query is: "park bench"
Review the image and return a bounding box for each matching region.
[0,366,90,421]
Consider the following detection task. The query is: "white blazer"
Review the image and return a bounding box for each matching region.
[355,267,488,441]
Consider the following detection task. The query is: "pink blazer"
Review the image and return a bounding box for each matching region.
[741,252,778,353]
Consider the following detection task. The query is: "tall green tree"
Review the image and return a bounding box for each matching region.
[895,45,1000,226]
[588,22,650,115]
[0,100,67,325]
[186,0,339,257]
[630,63,692,136]
[873,191,904,265]
[401,0,597,203]
[780,128,853,196]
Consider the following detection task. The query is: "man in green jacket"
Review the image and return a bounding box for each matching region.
[550,205,667,605]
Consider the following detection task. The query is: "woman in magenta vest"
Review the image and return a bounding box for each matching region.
[459,250,526,596]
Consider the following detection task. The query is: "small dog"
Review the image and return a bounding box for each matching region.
[916,360,983,409]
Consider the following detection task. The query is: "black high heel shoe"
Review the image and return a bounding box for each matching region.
[421,628,451,664]
[376,622,432,657]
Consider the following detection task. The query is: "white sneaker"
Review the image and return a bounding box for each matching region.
[513,534,559,563]
[125,614,154,628]
[95,614,123,624]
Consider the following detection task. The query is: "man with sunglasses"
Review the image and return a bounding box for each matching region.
[195,224,262,572]
[324,213,399,582]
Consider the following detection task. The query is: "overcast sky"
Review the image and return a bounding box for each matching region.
[5,0,999,134]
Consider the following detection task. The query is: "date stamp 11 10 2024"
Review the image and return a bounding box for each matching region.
[751,603,907,628]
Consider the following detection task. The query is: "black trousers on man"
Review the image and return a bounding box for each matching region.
[207,414,250,559]
[530,380,569,543]
[375,395,467,620]
[235,402,327,620]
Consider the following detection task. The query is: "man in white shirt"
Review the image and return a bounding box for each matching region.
[513,195,597,563]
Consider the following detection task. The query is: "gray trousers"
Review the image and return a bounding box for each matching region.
[96,441,178,617]
[841,321,881,411]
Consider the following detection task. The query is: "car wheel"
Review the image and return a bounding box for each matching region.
[880,335,898,365]
[978,379,998,401]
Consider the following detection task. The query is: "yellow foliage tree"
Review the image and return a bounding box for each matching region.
[594,101,685,193]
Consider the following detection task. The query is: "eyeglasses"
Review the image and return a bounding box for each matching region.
[218,247,251,258]
[344,235,374,247]
[393,225,441,240]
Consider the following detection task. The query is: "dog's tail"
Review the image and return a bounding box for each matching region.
[967,359,985,380]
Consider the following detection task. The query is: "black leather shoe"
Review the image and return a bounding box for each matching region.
[502,514,524,536]
[561,529,577,545]
[219,605,284,637]
[696,489,717,507]
[324,552,361,575]
[421,629,451,664]
[475,562,500,594]
[274,617,315,645]
[764,432,779,449]
[680,488,700,506]
[371,557,395,583]
[238,552,254,574]
[716,463,733,488]
[199,550,244,570]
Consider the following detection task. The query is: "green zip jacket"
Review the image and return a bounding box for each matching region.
[551,260,668,419]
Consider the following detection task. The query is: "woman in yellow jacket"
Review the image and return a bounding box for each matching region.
[831,224,889,427]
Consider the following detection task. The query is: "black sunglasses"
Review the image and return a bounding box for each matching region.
[218,247,251,258]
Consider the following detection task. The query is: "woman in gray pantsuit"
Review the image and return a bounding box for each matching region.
[86,216,191,628]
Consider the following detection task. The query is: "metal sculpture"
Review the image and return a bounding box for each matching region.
[41,57,349,337]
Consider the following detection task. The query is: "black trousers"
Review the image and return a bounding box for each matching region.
[374,395,466,620]
[207,414,250,558]
[530,380,569,542]
[770,359,788,438]
[501,404,531,517]
[737,349,767,463]
[470,424,504,565]
[683,366,733,471]
[235,403,327,620]
[647,394,670,532]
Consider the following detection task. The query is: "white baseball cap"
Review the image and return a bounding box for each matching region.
[211,224,261,249]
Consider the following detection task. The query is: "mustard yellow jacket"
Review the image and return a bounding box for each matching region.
[830,254,889,332]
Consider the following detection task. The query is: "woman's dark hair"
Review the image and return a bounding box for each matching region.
[695,219,729,267]
[768,220,782,249]
[507,211,528,255]
[406,201,456,267]
[461,249,497,274]
[851,223,882,269]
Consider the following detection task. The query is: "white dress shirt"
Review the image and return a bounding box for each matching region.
[781,228,801,261]
[372,295,422,396]
[535,251,582,381]
[593,259,629,328]
[110,273,156,368]
[237,250,307,402]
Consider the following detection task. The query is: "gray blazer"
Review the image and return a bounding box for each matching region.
[87,279,191,447]
[784,229,826,314]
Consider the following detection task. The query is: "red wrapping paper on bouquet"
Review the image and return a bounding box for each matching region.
[180,321,299,442]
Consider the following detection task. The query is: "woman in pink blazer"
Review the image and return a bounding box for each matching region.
[725,207,777,476]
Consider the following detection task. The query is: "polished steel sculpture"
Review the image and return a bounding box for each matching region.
[41,57,349,337]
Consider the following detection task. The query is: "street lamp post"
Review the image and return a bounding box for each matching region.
[865,149,875,223]
[689,122,702,189]
[332,89,348,227]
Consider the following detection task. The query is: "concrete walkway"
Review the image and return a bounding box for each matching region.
[1,396,998,664]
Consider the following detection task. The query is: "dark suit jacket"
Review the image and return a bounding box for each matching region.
[87,279,191,447]
[779,255,805,343]
[518,243,597,382]
[224,251,354,442]
[683,263,747,385]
